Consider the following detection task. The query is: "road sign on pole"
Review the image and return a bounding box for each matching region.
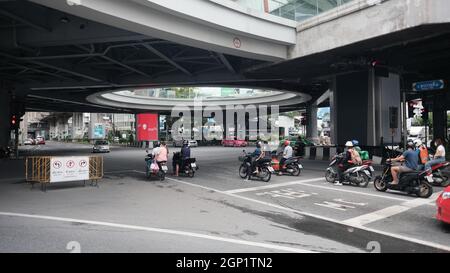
[412,80,445,92]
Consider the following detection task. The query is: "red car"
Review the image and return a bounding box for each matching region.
[36,137,45,145]
[436,186,450,224]
[222,138,247,147]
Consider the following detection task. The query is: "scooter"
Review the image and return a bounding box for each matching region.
[145,151,168,181]
[271,152,303,176]
[173,152,198,178]
[325,153,374,187]
[238,150,274,182]
[422,161,449,187]
[374,160,433,198]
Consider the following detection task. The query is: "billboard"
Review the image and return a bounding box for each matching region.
[137,113,159,141]
[93,123,105,139]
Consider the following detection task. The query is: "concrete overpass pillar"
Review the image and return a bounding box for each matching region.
[329,70,401,147]
[432,93,447,140]
[0,89,11,149]
[306,101,318,141]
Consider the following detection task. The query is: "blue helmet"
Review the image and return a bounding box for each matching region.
[352,140,359,146]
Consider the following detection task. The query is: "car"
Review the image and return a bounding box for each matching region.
[24,139,34,145]
[222,138,248,147]
[173,139,198,147]
[436,186,450,225]
[36,137,45,145]
[92,140,110,153]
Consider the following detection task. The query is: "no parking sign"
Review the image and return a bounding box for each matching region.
[50,156,89,183]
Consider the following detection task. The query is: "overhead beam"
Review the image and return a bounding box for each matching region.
[217,53,236,74]
[0,9,51,32]
[141,43,193,76]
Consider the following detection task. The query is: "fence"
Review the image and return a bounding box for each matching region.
[25,156,103,191]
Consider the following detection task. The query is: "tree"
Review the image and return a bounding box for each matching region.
[174,87,195,99]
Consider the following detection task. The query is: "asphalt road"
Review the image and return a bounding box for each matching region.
[0,141,449,253]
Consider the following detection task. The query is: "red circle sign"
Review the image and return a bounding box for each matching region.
[79,160,87,167]
[233,37,241,48]
[66,160,75,168]
[53,161,62,169]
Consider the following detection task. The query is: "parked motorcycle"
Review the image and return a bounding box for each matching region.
[145,151,168,181]
[374,160,433,198]
[271,152,303,176]
[238,150,274,182]
[325,153,374,187]
[172,152,197,178]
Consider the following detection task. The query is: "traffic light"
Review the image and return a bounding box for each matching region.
[11,115,17,127]
[370,59,389,77]
[301,113,308,126]
[421,107,429,123]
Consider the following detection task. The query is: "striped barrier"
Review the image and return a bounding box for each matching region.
[304,146,338,161]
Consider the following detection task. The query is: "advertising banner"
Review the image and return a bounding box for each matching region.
[92,123,105,139]
[50,156,89,183]
[137,113,159,141]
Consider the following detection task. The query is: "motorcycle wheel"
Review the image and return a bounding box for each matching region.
[433,175,449,187]
[188,169,195,178]
[290,165,301,176]
[239,164,248,178]
[359,173,370,188]
[417,181,433,198]
[325,169,336,183]
[374,176,388,192]
[260,168,271,182]
[158,171,165,181]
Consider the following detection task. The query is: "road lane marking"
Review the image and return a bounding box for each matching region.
[223,178,325,194]
[342,192,442,226]
[255,188,316,199]
[158,174,450,252]
[314,201,356,211]
[296,182,413,202]
[0,212,313,253]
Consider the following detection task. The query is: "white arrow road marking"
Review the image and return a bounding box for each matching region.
[314,201,356,211]
[333,199,368,206]
[223,178,324,194]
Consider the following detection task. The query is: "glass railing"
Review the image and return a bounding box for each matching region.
[231,0,354,22]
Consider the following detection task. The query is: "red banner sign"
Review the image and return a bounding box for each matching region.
[136,113,159,141]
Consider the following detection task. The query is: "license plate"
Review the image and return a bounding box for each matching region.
[267,167,274,172]
[426,175,433,182]
[298,164,303,169]
[369,166,375,172]
[191,163,196,168]
[161,166,168,171]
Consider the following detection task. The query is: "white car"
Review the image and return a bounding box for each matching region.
[24,139,34,145]
[173,139,198,147]
[92,140,110,153]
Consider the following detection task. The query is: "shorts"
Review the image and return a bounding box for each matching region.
[398,166,414,173]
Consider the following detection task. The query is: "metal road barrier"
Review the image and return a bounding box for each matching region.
[25,156,103,191]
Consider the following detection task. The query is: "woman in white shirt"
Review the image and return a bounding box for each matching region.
[425,137,446,172]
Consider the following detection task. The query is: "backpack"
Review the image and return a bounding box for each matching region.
[419,146,429,164]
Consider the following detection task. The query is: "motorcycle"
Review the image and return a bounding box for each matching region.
[421,161,449,187]
[373,160,433,198]
[145,151,168,181]
[238,150,274,182]
[325,153,374,187]
[173,152,197,178]
[271,152,303,176]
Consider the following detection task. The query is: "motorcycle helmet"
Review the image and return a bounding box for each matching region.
[352,140,359,146]
[183,140,189,146]
[345,141,354,147]
[256,141,262,148]
[154,141,161,147]
[413,139,422,147]
[406,140,415,149]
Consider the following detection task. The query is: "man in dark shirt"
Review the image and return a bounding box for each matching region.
[388,141,418,185]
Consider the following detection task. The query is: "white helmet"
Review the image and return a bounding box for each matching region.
[345,141,354,147]
[414,139,422,147]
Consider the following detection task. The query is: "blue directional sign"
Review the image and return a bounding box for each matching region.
[413,80,445,92]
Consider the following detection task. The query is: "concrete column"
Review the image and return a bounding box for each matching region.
[0,91,11,149]
[329,70,401,146]
[306,101,318,141]
[433,93,447,140]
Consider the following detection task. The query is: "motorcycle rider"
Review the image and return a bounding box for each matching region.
[388,140,418,185]
[155,141,168,170]
[278,140,293,175]
[175,140,191,176]
[335,141,357,186]
[414,139,429,170]
[249,141,264,177]
[425,137,446,174]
